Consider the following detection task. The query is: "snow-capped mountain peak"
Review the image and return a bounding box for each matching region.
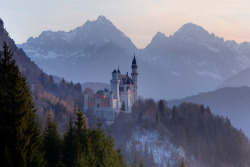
[19,15,137,53]
[173,22,211,42]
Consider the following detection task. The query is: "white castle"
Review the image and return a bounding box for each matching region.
[84,56,138,112]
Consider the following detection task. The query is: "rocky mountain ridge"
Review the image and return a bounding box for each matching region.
[19,16,250,99]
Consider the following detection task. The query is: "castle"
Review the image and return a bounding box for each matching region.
[84,56,138,113]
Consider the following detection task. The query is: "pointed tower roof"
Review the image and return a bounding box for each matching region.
[132,54,137,65]
[118,66,120,74]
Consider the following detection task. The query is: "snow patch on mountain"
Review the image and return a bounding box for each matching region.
[197,61,208,67]
[171,71,181,76]
[195,70,222,80]
[198,42,221,53]
[126,128,189,167]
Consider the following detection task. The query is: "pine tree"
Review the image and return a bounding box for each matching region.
[179,157,186,167]
[139,159,144,167]
[63,117,77,167]
[158,100,166,117]
[75,107,88,153]
[90,120,106,166]
[56,151,66,167]
[132,155,138,167]
[74,152,87,167]
[43,113,61,167]
[0,42,45,167]
[116,147,126,167]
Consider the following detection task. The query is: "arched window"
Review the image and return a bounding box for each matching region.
[97,103,100,108]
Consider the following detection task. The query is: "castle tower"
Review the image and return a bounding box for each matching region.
[109,91,114,108]
[131,55,138,102]
[110,69,120,109]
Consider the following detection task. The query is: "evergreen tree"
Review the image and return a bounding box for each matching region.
[74,152,87,167]
[43,113,61,167]
[56,151,66,167]
[75,107,88,153]
[90,121,106,166]
[158,100,166,116]
[139,159,144,167]
[117,147,127,167]
[132,155,138,167]
[63,117,77,167]
[0,42,45,167]
[179,157,186,167]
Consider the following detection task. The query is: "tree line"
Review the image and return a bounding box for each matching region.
[110,97,250,167]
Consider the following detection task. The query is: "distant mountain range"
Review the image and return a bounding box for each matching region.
[168,86,250,138]
[18,16,250,99]
[18,16,136,83]
[219,68,250,88]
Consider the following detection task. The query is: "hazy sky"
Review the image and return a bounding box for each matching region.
[1,0,250,48]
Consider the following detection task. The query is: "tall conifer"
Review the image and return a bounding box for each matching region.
[0,42,44,167]
[63,117,77,167]
[43,113,61,167]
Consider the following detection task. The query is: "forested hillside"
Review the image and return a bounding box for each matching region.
[0,43,126,167]
[109,99,250,167]
[168,86,250,138]
[0,18,85,131]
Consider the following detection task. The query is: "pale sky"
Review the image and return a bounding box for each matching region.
[1,0,250,48]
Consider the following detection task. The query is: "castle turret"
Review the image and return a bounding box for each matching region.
[109,91,114,108]
[117,67,120,74]
[131,55,138,102]
[110,69,120,102]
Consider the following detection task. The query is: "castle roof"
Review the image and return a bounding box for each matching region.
[132,55,137,65]
[126,79,133,84]
[120,75,133,85]
[118,67,120,74]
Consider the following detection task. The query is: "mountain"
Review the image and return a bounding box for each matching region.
[18,16,137,83]
[219,68,250,88]
[19,18,250,99]
[138,23,250,99]
[0,18,42,83]
[168,86,250,138]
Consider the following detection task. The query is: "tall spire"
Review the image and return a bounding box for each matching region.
[132,54,137,65]
[118,66,120,74]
